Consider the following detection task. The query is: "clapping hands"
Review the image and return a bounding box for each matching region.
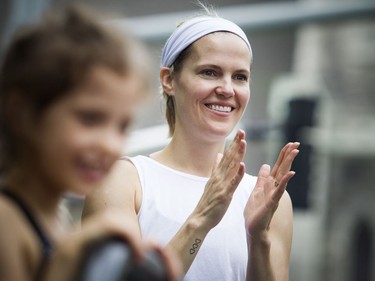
[244,142,300,240]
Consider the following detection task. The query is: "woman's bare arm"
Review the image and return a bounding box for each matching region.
[167,130,247,273]
[244,142,299,281]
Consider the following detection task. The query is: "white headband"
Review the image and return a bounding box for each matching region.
[161,16,252,67]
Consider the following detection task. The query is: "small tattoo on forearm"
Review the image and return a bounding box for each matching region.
[189,238,201,255]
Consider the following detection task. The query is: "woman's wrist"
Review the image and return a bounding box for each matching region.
[247,231,271,250]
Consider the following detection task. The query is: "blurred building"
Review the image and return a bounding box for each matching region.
[1,0,374,280]
[267,5,375,280]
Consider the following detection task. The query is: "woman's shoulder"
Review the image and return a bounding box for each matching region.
[83,158,142,218]
[123,155,165,177]
[109,157,140,183]
[124,155,153,167]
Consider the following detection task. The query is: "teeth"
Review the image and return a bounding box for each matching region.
[207,104,232,112]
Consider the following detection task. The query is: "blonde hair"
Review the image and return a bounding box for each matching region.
[162,2,219,137]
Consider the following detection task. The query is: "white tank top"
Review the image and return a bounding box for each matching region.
[128,155,257,281]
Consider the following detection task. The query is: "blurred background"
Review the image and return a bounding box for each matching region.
[1,0,374,280]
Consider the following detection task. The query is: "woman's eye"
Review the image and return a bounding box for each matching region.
[201,69,216,77]
[234,74,248,81]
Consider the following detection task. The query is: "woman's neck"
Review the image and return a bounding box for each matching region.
[151,130,226,177]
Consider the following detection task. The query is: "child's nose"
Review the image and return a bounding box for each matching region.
[99,129,124,159]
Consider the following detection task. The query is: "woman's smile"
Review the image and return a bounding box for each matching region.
[205,104,233,113]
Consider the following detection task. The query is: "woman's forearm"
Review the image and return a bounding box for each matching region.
[246,234,275,281]
[167,214,210,274]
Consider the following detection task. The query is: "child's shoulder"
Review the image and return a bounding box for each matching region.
[0,194,20,222]
[0,195,42,249]
[0,195,34,240]
[0,196,43,279]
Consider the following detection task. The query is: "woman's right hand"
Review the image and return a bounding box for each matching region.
[192,129,247,230]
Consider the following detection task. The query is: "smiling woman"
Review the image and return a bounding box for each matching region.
[161,31,251,139]
[83,2,299,281]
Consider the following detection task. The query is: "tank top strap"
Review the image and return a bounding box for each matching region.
[1,189,53,279]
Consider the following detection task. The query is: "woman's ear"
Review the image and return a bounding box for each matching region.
[160,67,174,96]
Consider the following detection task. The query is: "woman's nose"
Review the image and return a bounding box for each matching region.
[215,77,235,97]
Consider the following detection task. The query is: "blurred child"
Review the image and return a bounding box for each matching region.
[0,5,180,281]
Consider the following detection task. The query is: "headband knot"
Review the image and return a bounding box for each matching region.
[161,16,252,67]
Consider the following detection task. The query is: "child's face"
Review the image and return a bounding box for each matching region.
[33,66,141,195]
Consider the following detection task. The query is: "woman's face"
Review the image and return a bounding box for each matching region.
[33,67,141,195]
[170,32,251,142]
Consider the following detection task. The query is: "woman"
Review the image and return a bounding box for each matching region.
[84,7,299,281]
[0,5,181,281]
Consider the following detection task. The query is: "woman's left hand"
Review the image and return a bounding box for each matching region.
[243,142,299,240]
